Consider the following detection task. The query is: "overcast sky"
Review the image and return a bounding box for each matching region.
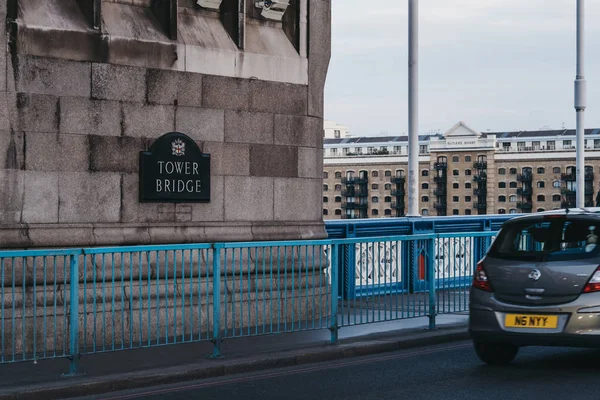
[323,0,600,137]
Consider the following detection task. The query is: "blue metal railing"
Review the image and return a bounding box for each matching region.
[0,228,500,375]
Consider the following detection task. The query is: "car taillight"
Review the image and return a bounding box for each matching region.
[583,267,600,293]
[472,262,493,292]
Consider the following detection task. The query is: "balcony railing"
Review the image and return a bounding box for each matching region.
[341,189,369,197]
[473,174,487,182]
[434,162,448,170]
[516,188,532,196]
[473,188,487,196]
[561,172,594,181]
[341,202,368,210]
[390,176,406,184]
[562,187,595,195]
[434,202,447,209]
[473,202,487,209]
[517,173,533,182]
[341,176,368,184]
[391,201,405,209]
[391,189,405,196]
[433,188,446,196]
[433,176,447,183]
[517,201,533,210]
[473,161,487,170]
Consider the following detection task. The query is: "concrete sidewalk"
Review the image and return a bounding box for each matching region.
[0,314,470,400]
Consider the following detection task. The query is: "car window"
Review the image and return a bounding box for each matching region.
[488,217,600,261]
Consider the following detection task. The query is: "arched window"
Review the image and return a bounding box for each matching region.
[335,209,342,215]
[465,169,472,176]
[465,156,472,162]
[552,194,561,202]
[537,208,545,213]
[498,196,506,202]
[509,182,517,188]
[510,168,517,174]
[498,182,506,189]
[422,170,429,177]
[335,184,342,191]
[384,196,392,203]
[537,167,545,174]
[465,182,472,189]
[537,181,545,188]
[384,184,391,190]
[335,196,342,202]
[453,209,459,215]
[323,172,328,179]
[385,170,391,177]
[509,195,517,202]
[335,171,342,178]
[453,169,459,176]
[372,171,379,177]
[372,184,379,190]
[422,209,429,216]
[323,184,328,191]
[323,209,328,215]
[323,196,328,203]
[498,209,506,214]
[553,167,561,174]
[537,194,545,201]
[509,209,518,214]
[453,183,459,189]
[384,209,392,216]
[465,209,472,215]
[422,196,429,202]
[498,168,506,175]
[372,209,379,216]
[452,156,459,163]
[553,180,561,188]
[371,197,379,203]
[422,183,429,190]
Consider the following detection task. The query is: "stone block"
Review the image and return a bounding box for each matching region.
[250,80,308,116]
[16,55,91,97]
[274,115,322,148]
[202,142,250,176]
[25,133,89,172]
[202,76,252,111]
[249,144,298,178]
[0,92,10,131]
[0,130,24,170]
[203,224,254,243]
[106,37,184,72]
[0,170,24,223]
[298,147,321,179]
[274,178,322,221]
[175,107,224,142]
[58,172,121,223]
[89,136,146,173]
[14,93,59,133]
[308,0,332,57]
[0,19,6,92]
[308,57,329,118]
[60,97,122,136]
[91,63,146,102]
[190,175,224,222]
[224,176,274,221]
[147,69,203,107]
[120,173,176,223]
[122,103,175,138]
[22,171,59,223]
[224,111,273,145]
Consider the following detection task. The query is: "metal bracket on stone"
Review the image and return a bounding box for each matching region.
[76,0,102,30]
[221,0,245,49]
[152,0,178,41]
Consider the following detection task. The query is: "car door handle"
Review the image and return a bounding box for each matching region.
[525,288,545,295]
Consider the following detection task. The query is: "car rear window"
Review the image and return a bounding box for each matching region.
[488,217,600,261]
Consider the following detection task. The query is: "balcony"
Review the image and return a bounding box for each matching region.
[517,173,533,182]
[391,201,405,209]
[341,176,368,184]
[473,188,487,196]
[341,189,369,197]
[516,188,532,196]
[473,202,487,209]
[433,188,446,196]
[434,162,448,170]
[391,188,405,196]
[473,161,488,170]
[473,174,487,182]
[562,187,595,195]
[434,202,447,210]
[433,175,447,183]
[517,201,533,210]
[561,201,574,208]
[561,172,594,181]
[390,176,406,184]
[341,202,368,210]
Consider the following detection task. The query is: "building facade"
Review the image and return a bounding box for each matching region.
[323,122,600,219]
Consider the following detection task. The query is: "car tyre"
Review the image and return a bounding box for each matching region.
[473,341,518,365]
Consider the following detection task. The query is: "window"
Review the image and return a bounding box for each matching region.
[465,169,472,176]
[323,172,328,179]
[498,209,506,214]
[498,168,506,175]
[371,197,379,203]
[509,182,517,188]
[452,156,459,163]
[509,195,517,202]
[537,195,546,201]
[537,167,545,174]
[343,148,350,155]
[330,148,337,155]
[465,156,472,162]
[422,196,429,202]
[465,196,471,202]
[537,208,545,213]
[595,139,600,149]
[335,184,341,191]
[385,170,391,177]
[465,182,472,189]
[465,209,472,215]
[498,182,506,189]
[323,196,328,203]
[422,170,429,177]
[453,196,459,202]
[498,196,506,202]
[385,196,392,203]
[453,169,459,176]
[393,146,401,154]
[384,209,392,216]
[335,196,342,202]
[372,209,379,216]
[372,171,379,177]
[553,167,561,174]
[553,194,561,202]
[384,184,391,190]
[422,183,429,189]
[547,141,555,150]
[356,148,363,154]
[533,141,541,150]
[367,147,375,154]
[509,209,518,214]
[502,142,511,150]
[335,209,342,215]
[553,180,561,188]
[563,140,572,148]
[334,130,340,138]
[537,181,545,188]
[335,172,341,179]
[517,141,525,150]
[422,209,429,216]
[372,184,379,190]
[510,168,517,175]
[323,184,328,191]
[453,183,459,189]
[419,145,428,154]
[453,209,459,215]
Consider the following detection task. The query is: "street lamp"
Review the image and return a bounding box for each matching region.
[575,0,586,208]
[407,0,419,216]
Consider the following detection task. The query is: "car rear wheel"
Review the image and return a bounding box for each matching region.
[473,341,519,365]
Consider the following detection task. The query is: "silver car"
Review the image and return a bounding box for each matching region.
[469,208,600,364]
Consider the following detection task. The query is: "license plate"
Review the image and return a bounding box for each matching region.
[504,314,559,329]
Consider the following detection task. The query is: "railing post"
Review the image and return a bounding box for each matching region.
[211,245,222,358]
[64,253,81,376]
[427,236,436,330]
[330,243,339,343]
